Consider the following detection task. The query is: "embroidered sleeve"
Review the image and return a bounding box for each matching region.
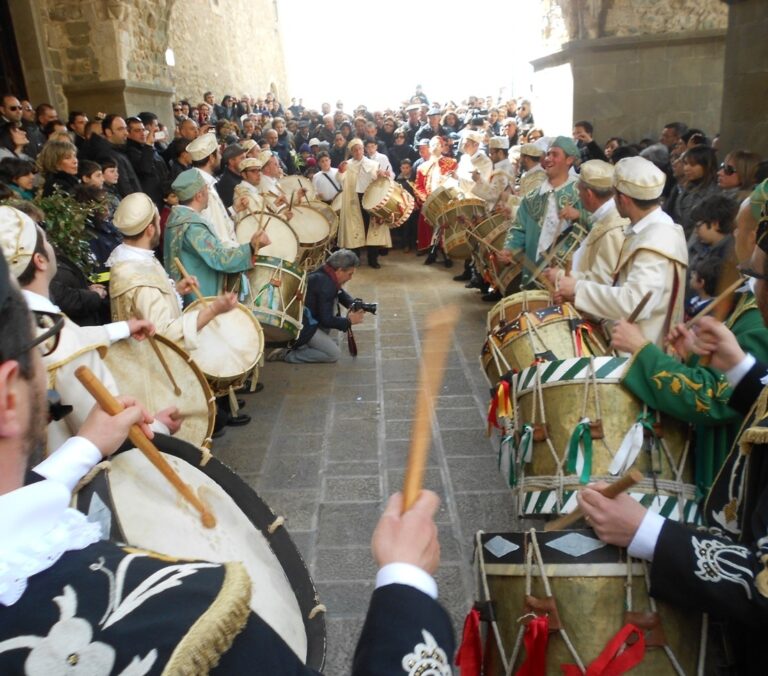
[184,224,252,274]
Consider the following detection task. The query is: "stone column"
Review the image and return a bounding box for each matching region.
[718,0,768,157]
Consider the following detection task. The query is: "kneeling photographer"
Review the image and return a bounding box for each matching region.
[267,249,375,363]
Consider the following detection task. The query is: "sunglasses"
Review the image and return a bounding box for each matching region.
[9,311,65,360]
[719,163,736,176]
[7,105,21,111]
[173,107,181,112]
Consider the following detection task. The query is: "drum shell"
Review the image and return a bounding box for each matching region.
[479,531,701,676]
[487,290,552,333]
[514,357,692,488]
[438,198,487,259]
[239,256,306,343]
[285,205,331,272]
[481,304,608,382]
[362,178,413,224]
[183,299,264,395]
[74,435,326,671]
[102,333,215,448]
[307,200,339,241]
[423,185,460,228]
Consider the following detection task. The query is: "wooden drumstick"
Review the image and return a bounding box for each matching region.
[402,305,460,512]
[544,469,643,531]
[133,307,182,396]
[75,365,216,529]
[173,257,208,306]
[626,291,653,324]
[683,277,745,329]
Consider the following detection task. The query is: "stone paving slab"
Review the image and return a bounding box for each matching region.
[217,250,516,672]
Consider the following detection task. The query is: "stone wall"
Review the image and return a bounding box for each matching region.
[533,0,728,143]
[718,0,768,158]
[168,0,288,106]
[8,0,287,129]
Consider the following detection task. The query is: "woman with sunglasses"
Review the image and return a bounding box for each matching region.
[0,122,33,162]
[717,149,762,202]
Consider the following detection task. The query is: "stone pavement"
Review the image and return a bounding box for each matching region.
[213,249,515,674]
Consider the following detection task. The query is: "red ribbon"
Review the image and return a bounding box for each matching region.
[561,623,645,676]
[515,615,549,676]
[455,608,483,676]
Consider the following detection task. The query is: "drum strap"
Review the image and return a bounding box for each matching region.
[321,172,342,194]
[561,623,645,676]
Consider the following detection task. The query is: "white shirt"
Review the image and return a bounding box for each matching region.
[369,151,393,177]
[0,437,103,606]
[312,169,342,203]
[198,168,238,247]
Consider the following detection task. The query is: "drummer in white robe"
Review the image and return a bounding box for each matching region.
[107,193,238,351]
[233,156,268,223]
[187,133,238,248]
[338,138,391,269]
[455,130,493,199]
[257,150,299,217]
[555,157,688,349]
[472,136,515,211]
[0,206,177,452]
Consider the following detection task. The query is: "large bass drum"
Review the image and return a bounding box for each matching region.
[475,530,702,675]
[102,334,215,448]
[74,434,326,671]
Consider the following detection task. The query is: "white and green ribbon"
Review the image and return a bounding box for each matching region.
[566,417,593,484]
[610,411,656,475]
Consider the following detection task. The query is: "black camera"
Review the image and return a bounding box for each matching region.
[350,298,377,315]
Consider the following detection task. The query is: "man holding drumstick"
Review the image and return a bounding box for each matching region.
[0,248,455,673]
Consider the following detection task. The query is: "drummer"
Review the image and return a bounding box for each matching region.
[107,193,239,351]
[472,136,515,211]
[337,138,390,269]
[542,159,627,289]
[455,130,492,198]
[164,169,271,304]
[232,156,267,220]
[554,157,688,349]
[0,205,181,451]
[258,150,303,216]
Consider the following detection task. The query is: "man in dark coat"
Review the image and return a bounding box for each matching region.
[83,114,142,198]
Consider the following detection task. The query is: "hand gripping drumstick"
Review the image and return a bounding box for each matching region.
[402,305,460,512]
[75,365,217,529]
[173,257,208,306]
[543,468,643,531]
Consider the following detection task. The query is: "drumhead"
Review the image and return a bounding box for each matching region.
[78,435,326,669]
[278,175,316,203]
[237,213,299,262]
[184,300,264,378]
[286,206,331,246]
[361,177,393,210]
[102,334,215,448]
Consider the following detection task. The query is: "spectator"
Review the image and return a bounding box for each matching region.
[669,145,721,237]
[84,114,142,197]
[0,157,36,200]
[686,256,719,319]
[603,136,626,161]
[0,123,32,162]
[717,149,762,202]
[573,120,607,163]
[38,139,80,197]
[67,110,89,153]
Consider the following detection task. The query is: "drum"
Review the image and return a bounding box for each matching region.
[236,211,300,263]
[102,334,215,448]
[239,256,306,343]
[486,290,552,333]
[508,356,696,518]
[476,530,702,675]
[278,175,316,203]
[362,177,415,225]
[74,434,326,670]
[183,299,264,395]
[437,197,488,259]
[307,199,339,242]
[480,303,608,383]
[284,205,331,271]
[529,223,589,290]
[422,185,460,228]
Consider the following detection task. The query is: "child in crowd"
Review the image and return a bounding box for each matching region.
[0,157,37,200]
[686,256,719,320]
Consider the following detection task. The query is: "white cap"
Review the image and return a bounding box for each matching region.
[113,193,158,236]
[579,160,615,191]
[613,156,666,200]
[489,136,509,150]
[186,132,218,161]
[0,206,38,278]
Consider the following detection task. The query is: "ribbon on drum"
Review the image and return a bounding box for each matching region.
[609,411,657,476]
[561,623,645,676]
[566,417,593,484]
[514,614,549,676]
[487,379,513,433]
[498,425,533,487]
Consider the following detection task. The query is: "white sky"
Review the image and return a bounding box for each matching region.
[276,0,545,111]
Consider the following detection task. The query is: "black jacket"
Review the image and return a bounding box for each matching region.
[125,138,169,209]
[50,255,108,326]
[83,134,142,198]
[42,171,80,197]
[295,266,354,346]
[215,168,242,210]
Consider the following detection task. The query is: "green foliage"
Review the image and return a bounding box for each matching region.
[33,190,99,275]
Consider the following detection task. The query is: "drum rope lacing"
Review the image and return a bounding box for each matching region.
[472,530,510,674]
[507,529,584,675]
